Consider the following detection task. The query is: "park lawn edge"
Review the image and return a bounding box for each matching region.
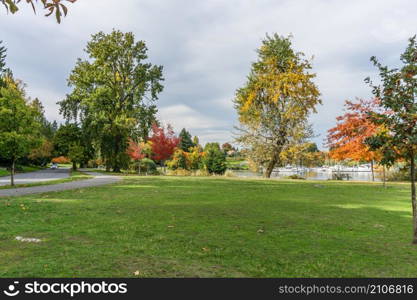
[0,170,94,190]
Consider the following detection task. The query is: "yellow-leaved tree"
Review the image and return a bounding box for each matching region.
[233,34,321,177]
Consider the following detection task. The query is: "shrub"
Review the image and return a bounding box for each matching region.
[194,169,210,177]
[203,143,227,175]
[134,158,158,174]
[51,156,70,164]
[167,149,188,170]
[87,158,104,168]
[224,170,236,177]
[167,168,191,176]
[286,174,306,180]
[386,168,410,182]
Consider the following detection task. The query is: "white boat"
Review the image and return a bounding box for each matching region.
[357,164,372,172]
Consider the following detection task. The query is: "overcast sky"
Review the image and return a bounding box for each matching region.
[0,0,416,148]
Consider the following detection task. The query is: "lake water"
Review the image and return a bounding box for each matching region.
[233,169,383,182]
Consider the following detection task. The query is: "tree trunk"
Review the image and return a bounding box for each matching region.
[265,154,278,178]
[382,165,386,188]
[138,161,141,175]
[371,160,375,182]
[411,154,417,244]
[113,166,121,173]
[72,161,77,171]
[10,159,15,187]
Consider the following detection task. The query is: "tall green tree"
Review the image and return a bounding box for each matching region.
[135,103,158,142]
[365,36,417,244]
[0,41,8,89]
[0,76,41,185]
[178,128,194,151]
[0,41,6,75]
[59,30,164,172]
[233,34,321,178]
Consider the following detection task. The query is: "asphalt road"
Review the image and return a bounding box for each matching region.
[0,169,121,197]
[0,168,71,186]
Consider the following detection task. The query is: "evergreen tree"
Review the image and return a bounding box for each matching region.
[178,128,194,151]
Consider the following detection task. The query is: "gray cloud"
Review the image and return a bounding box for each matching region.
[0,0,416,147]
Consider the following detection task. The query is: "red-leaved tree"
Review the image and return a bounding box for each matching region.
[149,124,180,166]
[327,98,382,180]
[127,140,146,161]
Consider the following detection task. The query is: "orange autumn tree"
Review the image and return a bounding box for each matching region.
[327,98,382,180]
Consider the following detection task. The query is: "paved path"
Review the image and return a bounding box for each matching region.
[0,168,71,186]
[0,170,122,197]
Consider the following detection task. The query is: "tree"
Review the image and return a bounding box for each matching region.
[149,124,179,168]
[30,97,57,140]
[365,36,417,243]
[0,41,6,75]
[53,123,81,170]
[67,142,84,170]
[234,34,321,178]
[221,142,233,153]
[193,136,201,149]
[167,148,188,170]
[1,0,77,23]
[280,142,323,168]
[0,41,8,89]
[28,139,53,166]
[203,143,227,175]
[327,98,382,181]
[135,103,158,142]
[127,139,152,174]
[187,146,203,170]
[178,128,194,151]
[59,30,164,172]
[0,76,41,185]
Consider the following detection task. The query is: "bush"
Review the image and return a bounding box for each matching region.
[51,156,70,164]
[224,170,236,177]
[386,168,410,182]
[194,169,210,177]
[167,168,191,176]
[129,158,158,175]
[87,158,104,168]
[286,174,305,180]
[203,143,227,175]
[167,149,188,170]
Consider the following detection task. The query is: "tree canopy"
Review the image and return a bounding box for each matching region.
[0,75,41,185]
[59,30,164,172]
[234,34,321,177]
[327,98,381,162]
[178,128,194,152]
[365,36,417,243]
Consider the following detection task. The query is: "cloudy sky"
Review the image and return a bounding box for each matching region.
[0,0,416,148]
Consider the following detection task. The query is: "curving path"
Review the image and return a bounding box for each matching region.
[0,170,121,197]
[0,168,71,186]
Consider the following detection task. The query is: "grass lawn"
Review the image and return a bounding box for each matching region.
[226,158,249,170]
[0,176,416,277]
[0,166,43,177]
[0,171,93,190]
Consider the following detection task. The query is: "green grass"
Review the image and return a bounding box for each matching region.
[226,158,249,170]
[0,171,93,190]
[0,165,43,177]
[0,176,416,277]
